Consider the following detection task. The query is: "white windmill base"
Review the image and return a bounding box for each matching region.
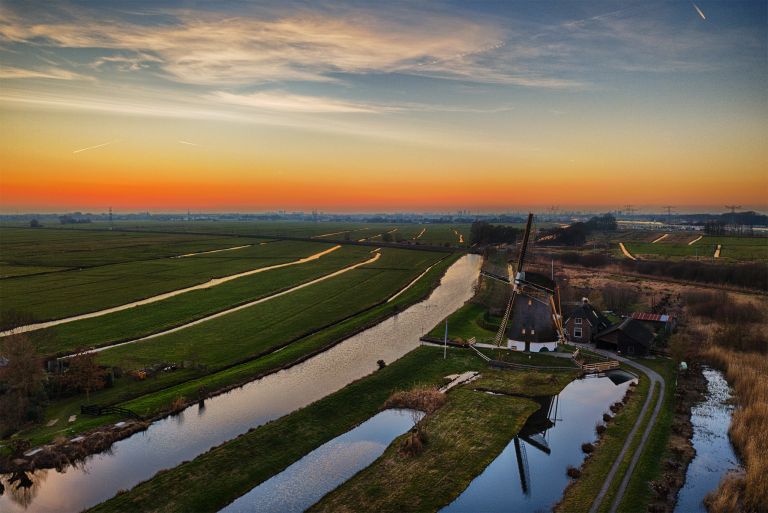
[508,339,559,352]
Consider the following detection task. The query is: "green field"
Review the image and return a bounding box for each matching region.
[31,245,374,355]
[0,224,458,444]
[610,234,768,261]
[0,239,334,322]
[9,220,472,246]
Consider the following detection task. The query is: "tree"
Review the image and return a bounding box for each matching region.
[64,352,105,400]
[0,334,46,433]
[29,219,41,228]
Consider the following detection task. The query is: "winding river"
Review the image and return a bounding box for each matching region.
[0,254,481,513]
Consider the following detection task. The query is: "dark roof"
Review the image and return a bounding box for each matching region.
[595,318,655,348]
[565,302,612,332]
[507,292,558,342]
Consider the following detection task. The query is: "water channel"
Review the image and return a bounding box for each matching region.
[219,409,422,513]
[442,371,636,513]
[674,368,741,513]
[0,254,481,513]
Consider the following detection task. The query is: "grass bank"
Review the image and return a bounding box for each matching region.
[310,369,576,513]
[86,347,487,513]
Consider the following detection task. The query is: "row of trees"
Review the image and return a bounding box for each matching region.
[469,221,522,245]
[540,214,617,246]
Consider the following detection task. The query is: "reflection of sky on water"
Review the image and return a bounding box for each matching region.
[443,375,632,513]
[675,368,741,513]
[0,255,480,513]
[220,409,420,513]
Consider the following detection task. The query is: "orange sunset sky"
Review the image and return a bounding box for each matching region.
[1,1,766,213]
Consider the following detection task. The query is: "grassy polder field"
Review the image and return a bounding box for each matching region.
[7,220,472,246]
[3,225,460,447]
[88,346,576,513]
[609,233,768,261]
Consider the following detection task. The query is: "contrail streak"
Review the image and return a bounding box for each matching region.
[72,140,117,154]
[178,140,198,146]
[692,2,706,20]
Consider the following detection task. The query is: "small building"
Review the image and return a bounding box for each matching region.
[594,318,656,356]
[563,298,612,343]
[630,312,676,335]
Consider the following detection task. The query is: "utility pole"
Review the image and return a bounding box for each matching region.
[108,207,113,230]
[725,205,741,233]
[443,320,448,359]
[662,205,675,227]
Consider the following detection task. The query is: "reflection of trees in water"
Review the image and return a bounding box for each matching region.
[4,469,49,508]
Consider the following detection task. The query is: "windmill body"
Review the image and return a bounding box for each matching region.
[493,213,564,353]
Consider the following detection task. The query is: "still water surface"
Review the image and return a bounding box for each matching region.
[220,409,421,513]
[442,372,635,513]
[674,368,741,513]
[0,255,480,513]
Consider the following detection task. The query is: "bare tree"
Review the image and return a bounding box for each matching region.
[65,352,105,401]
[0,334,46,432]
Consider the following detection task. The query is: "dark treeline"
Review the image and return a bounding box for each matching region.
[550,251,768,291]
[540,214,617,246]
[469,222,522,244]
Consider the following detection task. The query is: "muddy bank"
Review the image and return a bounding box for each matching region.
[648,362,705,513]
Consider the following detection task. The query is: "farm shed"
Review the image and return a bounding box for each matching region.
[594,318,655,356]
[631,312,676,334]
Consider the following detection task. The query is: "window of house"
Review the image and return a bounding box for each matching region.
[575,317,582,325]
[574,327,582,338]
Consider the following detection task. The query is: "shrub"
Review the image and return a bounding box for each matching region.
[581,443,595,454]
[566,465,582,478]
[595,424,606,435]
[603,413,613,422]
[384,386,446,414]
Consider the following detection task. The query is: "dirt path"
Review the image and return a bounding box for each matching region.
[687,235,703,246]
[414,228,426,240]
[577,344,665,513]
[171,244,252,258]
[75,252,382,356]
[714,244,722,258]
[618,242,637,260]
[651,234,669,244]
[1,245,342,337]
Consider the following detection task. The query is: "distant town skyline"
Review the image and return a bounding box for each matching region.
[1,1,766,211]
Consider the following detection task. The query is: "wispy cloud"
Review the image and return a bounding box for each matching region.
[73,139,117,154]
[211,91,381,113]
[0,65,87,80]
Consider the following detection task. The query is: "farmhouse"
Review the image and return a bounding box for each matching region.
[563,298,612,343]
[593,318,656,356]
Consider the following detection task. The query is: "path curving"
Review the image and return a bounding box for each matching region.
[618,243,637,261]
[1,245,342,337]
[171,244,252,258]
[576,343,665,513]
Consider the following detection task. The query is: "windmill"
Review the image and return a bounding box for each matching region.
[489,213,565,352]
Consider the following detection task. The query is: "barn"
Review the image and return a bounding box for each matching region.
[593,318,656,356]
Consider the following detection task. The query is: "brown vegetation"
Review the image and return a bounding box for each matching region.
[567,465,582,478]
[581,442,595,454]
[703,345,768,513]
[383,385,446,414]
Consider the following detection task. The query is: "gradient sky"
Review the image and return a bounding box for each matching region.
[0,0,766,213]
